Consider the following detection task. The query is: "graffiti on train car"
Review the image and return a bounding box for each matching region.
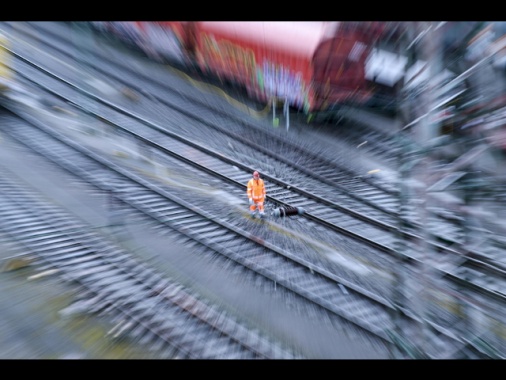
[198,33,257,86]
[259,61,309,110]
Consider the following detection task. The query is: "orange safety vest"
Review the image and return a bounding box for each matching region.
[247,178,266,200]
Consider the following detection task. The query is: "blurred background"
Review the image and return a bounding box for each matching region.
[0,21,505,359]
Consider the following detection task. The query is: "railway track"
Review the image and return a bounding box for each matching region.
[11,22,506,271]
[0,166,302,359]
[3,42,505,304]
[1,101,502,358]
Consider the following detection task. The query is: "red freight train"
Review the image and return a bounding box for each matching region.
[90,21,389,115]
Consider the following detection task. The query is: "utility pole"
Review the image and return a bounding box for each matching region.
[393,21,445,358]
[412,21,443,357]
[390,21,416,359]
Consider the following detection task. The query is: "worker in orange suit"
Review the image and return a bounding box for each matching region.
[247,170,266,218]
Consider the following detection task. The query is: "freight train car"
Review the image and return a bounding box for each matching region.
[193,21,379,114]
[89,22,389,116]
[91,22,196,69]
[128,22,193,66]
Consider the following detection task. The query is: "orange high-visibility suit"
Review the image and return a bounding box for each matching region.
[247,172,266,216]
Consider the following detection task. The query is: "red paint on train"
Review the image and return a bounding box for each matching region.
[91,22,384,114]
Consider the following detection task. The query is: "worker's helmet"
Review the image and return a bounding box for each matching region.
[253,171,259,178]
